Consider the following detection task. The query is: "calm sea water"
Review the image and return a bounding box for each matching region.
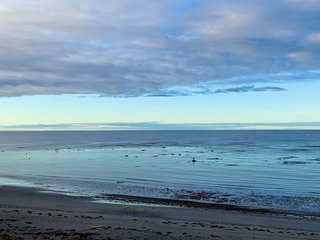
[0,130,319,213]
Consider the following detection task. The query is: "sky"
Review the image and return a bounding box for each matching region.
[0,0,319,130]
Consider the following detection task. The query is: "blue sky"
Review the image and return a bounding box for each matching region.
[0,0,319,130]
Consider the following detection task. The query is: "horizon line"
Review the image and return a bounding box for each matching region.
[1,121,320,131]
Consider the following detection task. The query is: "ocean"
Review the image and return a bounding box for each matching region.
[0,130,319,213]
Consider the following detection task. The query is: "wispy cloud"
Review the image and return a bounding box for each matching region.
[1,121,320,131]
[0,0,319,97]
[143,85,286,97]
[213,85,286,94]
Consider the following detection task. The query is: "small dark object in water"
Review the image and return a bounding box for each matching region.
[192,158,196,163]
[282,161,306,165]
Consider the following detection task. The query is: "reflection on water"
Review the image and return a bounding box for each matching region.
[0,130,320,212]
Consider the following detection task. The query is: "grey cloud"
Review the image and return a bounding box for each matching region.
[0,0,319,97]
[213,85,286,94]
[143,85,286,97]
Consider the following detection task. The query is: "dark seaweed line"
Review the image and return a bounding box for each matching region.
[97,194,319,218]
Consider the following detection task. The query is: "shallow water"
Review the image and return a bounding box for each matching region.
[0,130,319,212]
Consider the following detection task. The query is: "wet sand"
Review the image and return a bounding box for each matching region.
[1,186,320,239]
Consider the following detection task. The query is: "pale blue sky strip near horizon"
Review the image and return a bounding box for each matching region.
[0,0,319,130]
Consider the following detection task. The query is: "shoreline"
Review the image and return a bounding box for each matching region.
[1,185,320,239]
[96,193,320,218]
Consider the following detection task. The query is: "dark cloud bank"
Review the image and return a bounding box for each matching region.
[0,0,319,97]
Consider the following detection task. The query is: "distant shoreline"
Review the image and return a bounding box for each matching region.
[1,129,320,132]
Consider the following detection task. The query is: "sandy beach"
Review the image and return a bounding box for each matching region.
[0,186,320,239]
